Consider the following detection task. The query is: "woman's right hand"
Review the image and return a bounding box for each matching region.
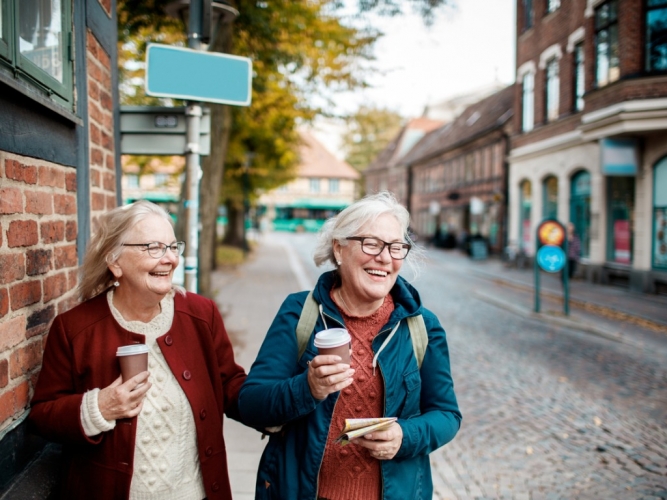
[307,355,354,400]
[98,372,152,420]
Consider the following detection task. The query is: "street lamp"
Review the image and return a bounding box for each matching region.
[165,0,239,45]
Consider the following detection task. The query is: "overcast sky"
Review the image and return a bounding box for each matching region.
[311,0,517,158]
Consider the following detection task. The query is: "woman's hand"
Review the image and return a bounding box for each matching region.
[354,422,403,460]
[98,372,152,421]
[307,355,354,400]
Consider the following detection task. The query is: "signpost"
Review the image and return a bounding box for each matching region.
[120,106,211,156]
[534,219,569,315]
[144,1,251,293]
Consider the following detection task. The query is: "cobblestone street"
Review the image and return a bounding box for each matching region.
[217,232,667,500]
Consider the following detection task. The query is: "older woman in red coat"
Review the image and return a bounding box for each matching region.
[29,201,246,500]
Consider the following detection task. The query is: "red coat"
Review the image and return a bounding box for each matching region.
[29,291,247,500]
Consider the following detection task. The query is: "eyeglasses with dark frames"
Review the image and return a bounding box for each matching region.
[346,237,411,260]
[122,241,185,259]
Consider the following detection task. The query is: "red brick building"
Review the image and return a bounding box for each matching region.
[0,0,119,492]
[510,0,667,292]
[365,117,444,208]
[402,86,514,254]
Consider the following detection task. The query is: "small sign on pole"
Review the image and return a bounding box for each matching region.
[534,219,569,315]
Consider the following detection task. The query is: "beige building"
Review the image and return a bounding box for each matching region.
[259,130,359,232]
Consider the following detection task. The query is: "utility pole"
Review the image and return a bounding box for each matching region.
[183,0,203,293]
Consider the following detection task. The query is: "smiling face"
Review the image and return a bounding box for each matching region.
[109,214,178,306]
[334,213,405,312]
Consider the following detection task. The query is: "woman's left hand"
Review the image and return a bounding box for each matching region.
[353,422,403,460]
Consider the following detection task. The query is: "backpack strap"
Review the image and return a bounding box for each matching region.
[296,291,319,361]
[407,314,428,369]
[296,290,429,368]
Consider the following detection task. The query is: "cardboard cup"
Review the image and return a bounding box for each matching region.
[314,328,351,364]
[116,344,149,382]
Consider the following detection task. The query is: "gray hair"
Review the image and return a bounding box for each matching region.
[313,191,423,279]
[78,200,184,301]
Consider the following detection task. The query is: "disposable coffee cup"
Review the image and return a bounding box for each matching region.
[116,344,149,382]
[314,328,351,364]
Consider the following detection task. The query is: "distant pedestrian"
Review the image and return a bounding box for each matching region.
[238,191,461,499]
[565,222,582,280]
[29,201,246,500]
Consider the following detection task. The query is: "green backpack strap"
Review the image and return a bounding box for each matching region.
[407,314,428,369]
[295,290,428,368]
[296,291,319,360]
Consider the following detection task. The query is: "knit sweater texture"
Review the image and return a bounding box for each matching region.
[316,291,394,500]
[80,290,206,500]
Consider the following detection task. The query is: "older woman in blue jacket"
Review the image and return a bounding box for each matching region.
[239,192,461,499]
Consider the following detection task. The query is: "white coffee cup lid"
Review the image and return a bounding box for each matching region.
[314,328,351,348]
[116,344,149,356]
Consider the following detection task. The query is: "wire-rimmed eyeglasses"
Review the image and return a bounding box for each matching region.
[346,237,411,260]
[122,241,185,259]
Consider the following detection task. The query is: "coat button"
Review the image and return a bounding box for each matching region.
[164,335,173,346]
[212,482,220,492]
[183,370,191,380]
[200,409,207,420]
[205,446,213,457]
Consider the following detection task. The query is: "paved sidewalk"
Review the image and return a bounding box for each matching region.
[212,236,304,500]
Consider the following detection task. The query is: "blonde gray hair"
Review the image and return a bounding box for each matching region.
[313,191,423,279]
[78,200,183,301]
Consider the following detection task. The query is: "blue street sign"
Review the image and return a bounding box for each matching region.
[536,245,566,273]
[145,44,252,106]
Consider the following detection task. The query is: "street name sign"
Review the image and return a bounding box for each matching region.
[145,44,252,106]
[120,106,211,156]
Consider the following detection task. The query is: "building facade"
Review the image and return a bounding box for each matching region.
[365,117,444,209]
[510,0,667,292]
[0,0,119,492]
[404,86,514,254]
[258,130,359,232]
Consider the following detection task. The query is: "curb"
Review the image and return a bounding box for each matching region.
[474,290,645,348]
[469,268,667,332]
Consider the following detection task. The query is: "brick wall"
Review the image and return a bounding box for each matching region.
[87,29,117,230]
[0,156,79,432]
[0,29,117,436]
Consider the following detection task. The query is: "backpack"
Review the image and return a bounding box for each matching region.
[295,291,428,369]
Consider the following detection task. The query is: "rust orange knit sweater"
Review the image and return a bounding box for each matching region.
[317,290,395,500]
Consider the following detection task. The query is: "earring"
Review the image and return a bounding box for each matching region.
[113,280,120,287]
[336,261,342,266]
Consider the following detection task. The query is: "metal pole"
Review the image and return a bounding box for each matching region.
[183,0,203,293]
[183,104,202,292]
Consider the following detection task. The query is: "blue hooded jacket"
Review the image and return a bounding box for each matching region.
[238,271,461,499]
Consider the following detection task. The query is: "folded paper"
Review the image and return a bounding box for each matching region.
[335,417,397,446]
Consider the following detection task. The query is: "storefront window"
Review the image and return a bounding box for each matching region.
[519,180,532,253]
[653,156,667,269]
[570,170,591,258]
[542,175,558,219]
[607,176,634,264]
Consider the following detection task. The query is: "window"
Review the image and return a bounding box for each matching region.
[545,58,560,121]
[595,0,620,87]
[573,43,585,111]
[646,0,667,72]
[154,173,168,187]
[523,0,533,30]
[519,180,532,253]
[653,156,667,269]
[0,0,72,106]
[546,0,560,13]
[309,178,320,193]
[328,178,339,193]
[570,170,591,258]
[543,175,558,219]
[522,72,535,132]
[126,174,139,189]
